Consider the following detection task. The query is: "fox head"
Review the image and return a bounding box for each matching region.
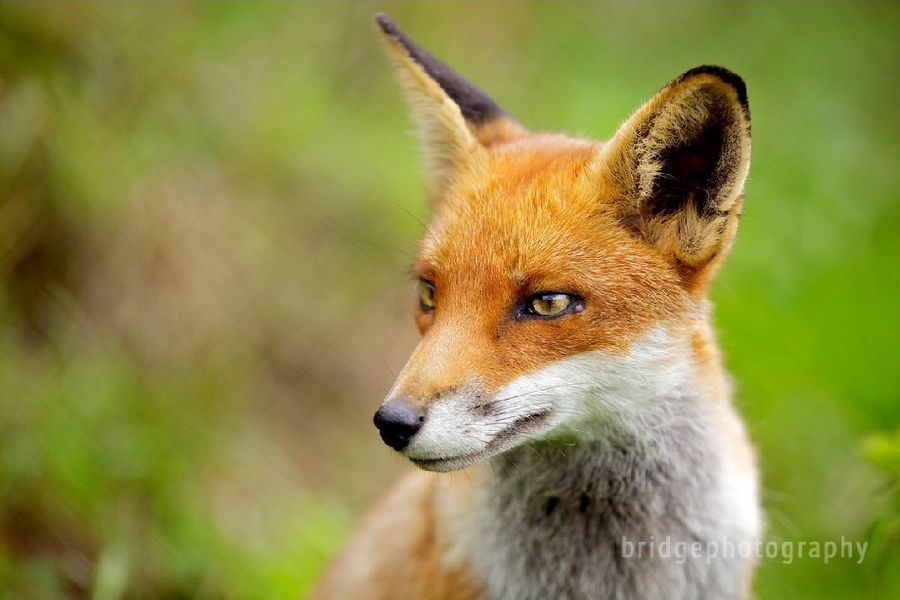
[372,15,751,472]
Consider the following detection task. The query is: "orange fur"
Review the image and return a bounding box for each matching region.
[309,472,485,600]
[398,134,692,402]
[308,15,758,600]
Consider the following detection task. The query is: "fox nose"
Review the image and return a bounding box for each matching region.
[373,399,425,451]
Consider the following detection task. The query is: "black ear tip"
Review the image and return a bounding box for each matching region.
[374,13,398,36]
[677,65,749,113]
[372,11,506,126]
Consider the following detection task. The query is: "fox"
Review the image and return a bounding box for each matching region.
[309,13,761,600]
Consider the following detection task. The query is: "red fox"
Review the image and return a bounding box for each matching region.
[310,14,760,600]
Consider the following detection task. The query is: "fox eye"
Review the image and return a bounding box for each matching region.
[418,279,436,311]
[523,292,582,318]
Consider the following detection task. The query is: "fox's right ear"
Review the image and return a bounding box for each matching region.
[375,14,525,201]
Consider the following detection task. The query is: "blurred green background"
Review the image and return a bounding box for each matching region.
[1,2,898,599]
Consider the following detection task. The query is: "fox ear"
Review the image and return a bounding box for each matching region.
[375,14,525,200]
[597,66,751,276]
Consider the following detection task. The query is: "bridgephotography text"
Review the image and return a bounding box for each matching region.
[621,536,869,566]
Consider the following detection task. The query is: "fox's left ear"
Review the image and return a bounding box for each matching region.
[596,66,751,277]
[375,14,526,201]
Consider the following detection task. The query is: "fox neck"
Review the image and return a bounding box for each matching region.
[451,325,751,599]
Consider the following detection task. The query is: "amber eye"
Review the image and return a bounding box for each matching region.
[418,279,436,311]
[523,292,581,318]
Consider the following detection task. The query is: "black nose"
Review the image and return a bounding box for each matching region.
[373,400,424,451]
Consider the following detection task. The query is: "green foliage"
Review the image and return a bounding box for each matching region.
[0,2,897,599]
[862,430,900,593]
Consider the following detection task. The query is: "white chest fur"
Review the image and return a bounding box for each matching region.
[440,336,761,600]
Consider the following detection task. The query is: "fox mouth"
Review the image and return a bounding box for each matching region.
[410,409,553,472]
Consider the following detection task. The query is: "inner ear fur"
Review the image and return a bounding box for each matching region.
[598,66,751,273]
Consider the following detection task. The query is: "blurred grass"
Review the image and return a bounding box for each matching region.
[0,2,898,599]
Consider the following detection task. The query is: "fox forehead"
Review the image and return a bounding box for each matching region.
[409,134,691,378]
[420,135,686,301]
[423,137,605,271]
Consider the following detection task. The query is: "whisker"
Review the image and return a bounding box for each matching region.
[493,380,599,405]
